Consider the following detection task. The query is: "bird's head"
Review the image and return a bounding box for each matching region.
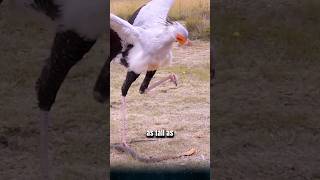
[174,22,190,46]
[167,21,191,46]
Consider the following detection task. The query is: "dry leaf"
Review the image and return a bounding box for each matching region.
[182,148,196,156]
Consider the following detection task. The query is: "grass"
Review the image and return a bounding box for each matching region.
[110,0,210,40]
[164,65,210,82]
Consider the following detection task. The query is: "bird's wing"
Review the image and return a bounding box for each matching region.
[133,0,175,27]
[110,13,140,44]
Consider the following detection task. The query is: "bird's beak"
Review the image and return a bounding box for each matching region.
[176,34,187,46]
[185,39,192,46]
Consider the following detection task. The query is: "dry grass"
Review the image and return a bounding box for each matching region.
[110,40,210,169]
[111,0,210,39]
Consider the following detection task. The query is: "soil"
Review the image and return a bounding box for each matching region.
[110,40,210,169]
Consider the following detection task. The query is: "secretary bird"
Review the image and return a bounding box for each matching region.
[110,0,191,148]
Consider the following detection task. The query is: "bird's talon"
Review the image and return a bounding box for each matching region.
[122,142,129,148]
[170,74,178,86]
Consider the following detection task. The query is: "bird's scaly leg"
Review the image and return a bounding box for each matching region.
[40,110,50,180]
[36,31,96,179]
[144,73,178,93]
[120,96,129,147]
[120,71,140,146]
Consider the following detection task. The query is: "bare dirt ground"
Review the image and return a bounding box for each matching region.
[213,0,320,179]
[110,41,210,169]
[0,4,107,179]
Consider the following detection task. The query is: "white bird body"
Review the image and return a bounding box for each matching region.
[110,10,188,73]
[126,41,173,72]
[126,26,175,72]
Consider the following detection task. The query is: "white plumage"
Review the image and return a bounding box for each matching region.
[133,0,175,28]
[110,14,141,44]
[110,0,189,73]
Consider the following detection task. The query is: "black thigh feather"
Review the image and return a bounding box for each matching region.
[36,30,96,111]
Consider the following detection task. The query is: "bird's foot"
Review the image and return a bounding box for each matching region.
[143,73,178,94]
[169,74,178,86]
[122,141,129,148]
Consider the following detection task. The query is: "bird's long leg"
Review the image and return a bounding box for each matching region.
[144,73,178,93]
[120,71,140,146]
[139,70,157,94]
[36,30,96,179]
[120,96,128,146]
[40,110,49,179]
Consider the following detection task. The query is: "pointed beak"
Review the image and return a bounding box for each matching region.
[185,39,192,46]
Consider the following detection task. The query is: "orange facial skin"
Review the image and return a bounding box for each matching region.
[176,33,187,45]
